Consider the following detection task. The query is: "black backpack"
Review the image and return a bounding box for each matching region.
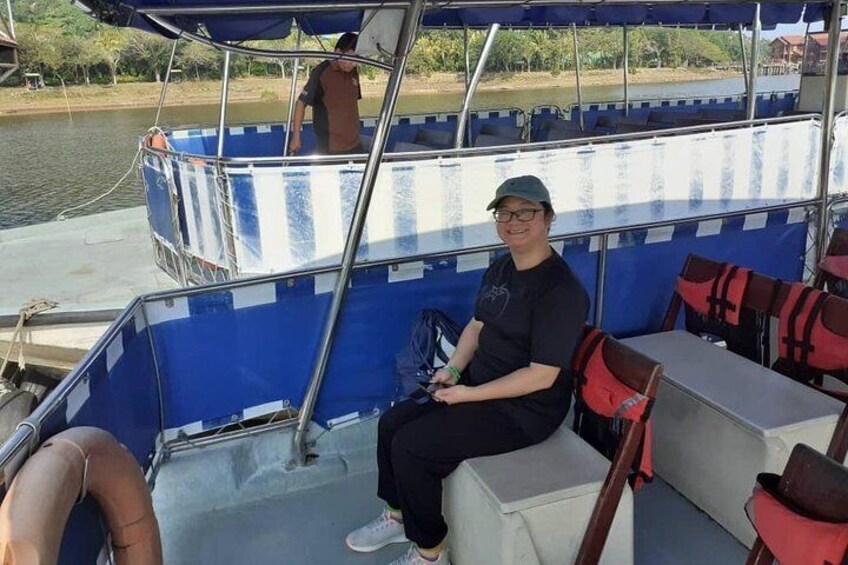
[395,309,462,400]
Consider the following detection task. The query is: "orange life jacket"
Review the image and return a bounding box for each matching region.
[574,328,653,489]
[777,283,848,375]
[676,262,752,326]
[751,481,848,565]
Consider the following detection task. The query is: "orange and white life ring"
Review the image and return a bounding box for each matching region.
[0,427,162,565]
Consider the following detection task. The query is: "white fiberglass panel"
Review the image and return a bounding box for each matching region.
[830,114,848,195]
[219,119,820,274]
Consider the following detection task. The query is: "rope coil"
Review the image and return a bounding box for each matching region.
[0,298,59,381]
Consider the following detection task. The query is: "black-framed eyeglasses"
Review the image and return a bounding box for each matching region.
[493,208,544,223]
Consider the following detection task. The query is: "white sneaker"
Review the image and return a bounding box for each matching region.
[388,544,450,565]
[345,509,408,553]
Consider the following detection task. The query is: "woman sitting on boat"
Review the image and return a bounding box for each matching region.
[345,175,590,564]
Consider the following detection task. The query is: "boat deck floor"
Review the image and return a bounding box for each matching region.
[159,471,747,565]
[0,207,175,319]
[153,421,747,565]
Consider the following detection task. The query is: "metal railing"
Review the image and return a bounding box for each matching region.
[561,89,800,117]
[144,112,817,168]
[140,112,822,286]
[0,188,834,487]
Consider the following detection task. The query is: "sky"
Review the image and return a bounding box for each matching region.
[761,21,824,39]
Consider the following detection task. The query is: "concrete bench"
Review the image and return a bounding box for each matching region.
[443,425,633,565]
[623,330,845,547]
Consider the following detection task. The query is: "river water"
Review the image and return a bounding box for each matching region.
[0,74,797,230]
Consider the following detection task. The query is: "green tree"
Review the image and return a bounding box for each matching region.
[178,41,218,80]
[97,28,127,85]
[15,23,62,80]
[124,30,173,82]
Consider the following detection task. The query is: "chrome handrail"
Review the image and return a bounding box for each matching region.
[155,106,524,142]
[140,197,822,304]
[142,113,820,168]
[560,89,801,114]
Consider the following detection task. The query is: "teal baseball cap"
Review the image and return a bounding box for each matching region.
[486,175,552,210]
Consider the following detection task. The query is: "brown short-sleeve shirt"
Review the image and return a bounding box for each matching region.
[299,61,362,153]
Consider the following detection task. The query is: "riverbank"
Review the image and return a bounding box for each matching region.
[0,67,741,116]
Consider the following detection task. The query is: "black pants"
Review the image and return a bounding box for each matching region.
[377,399,534,549]
[326,142,364,155]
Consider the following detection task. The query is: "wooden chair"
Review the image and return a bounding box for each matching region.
[746,443,848,565]
[665,253,848,362]
[665,253,848,462]
[573,330,663,565]
[813,226,848,299]
[661,253,786,365]
[829,404,848,463]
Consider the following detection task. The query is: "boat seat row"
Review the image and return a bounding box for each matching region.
[344,109,748,154]
[445,328,662,564]
[633,253,848,545]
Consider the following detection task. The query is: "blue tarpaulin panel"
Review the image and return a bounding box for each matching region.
[150,282,332,430]
[79,0,824,41]
[38,313,161,564]
[602,211,807,336]
[142,157,179,249]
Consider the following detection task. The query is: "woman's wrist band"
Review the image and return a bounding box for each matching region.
[446,366,461,384]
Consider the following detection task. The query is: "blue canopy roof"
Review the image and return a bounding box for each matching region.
[77,0,828,43]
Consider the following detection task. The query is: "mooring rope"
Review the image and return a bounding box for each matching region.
[0,299,59,381]
[55,127,170,222]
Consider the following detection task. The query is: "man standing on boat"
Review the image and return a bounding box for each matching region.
[289,33,363,155]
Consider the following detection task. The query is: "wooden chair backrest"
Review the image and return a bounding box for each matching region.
[664,254,848,463]
[747,443,848,565]
[575,333,663,565]
[814,226,848,292]
[663,253,848,335]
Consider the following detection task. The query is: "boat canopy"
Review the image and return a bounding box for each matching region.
[78,0,830,42]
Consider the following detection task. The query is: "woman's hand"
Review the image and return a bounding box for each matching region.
[430,368,457,387]
[433,385,477,405]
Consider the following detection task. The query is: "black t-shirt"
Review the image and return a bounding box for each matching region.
[469,250,589,442]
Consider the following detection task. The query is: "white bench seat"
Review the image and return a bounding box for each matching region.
[623,330,845,547]
[444,425,633,565]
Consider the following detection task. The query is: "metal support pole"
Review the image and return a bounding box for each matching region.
[5,0,15,38]
[283,28,302,157]
[801,21,811,74]
[146,15,393,71]
[217,50,232,159]
[816,1,844,262]
[214,50,239,278]
[154,40,179,127]
[623,26,630,117]
[291,0,425,467]
[738,25,749,92]
[455,24,499,149]
[463,25,471,89]
[746,4,761,120]
[594,234,609,326]
[463,25,472,143]
[572,24,584,131]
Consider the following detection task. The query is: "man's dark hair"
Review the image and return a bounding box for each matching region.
[335,32,358,52]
